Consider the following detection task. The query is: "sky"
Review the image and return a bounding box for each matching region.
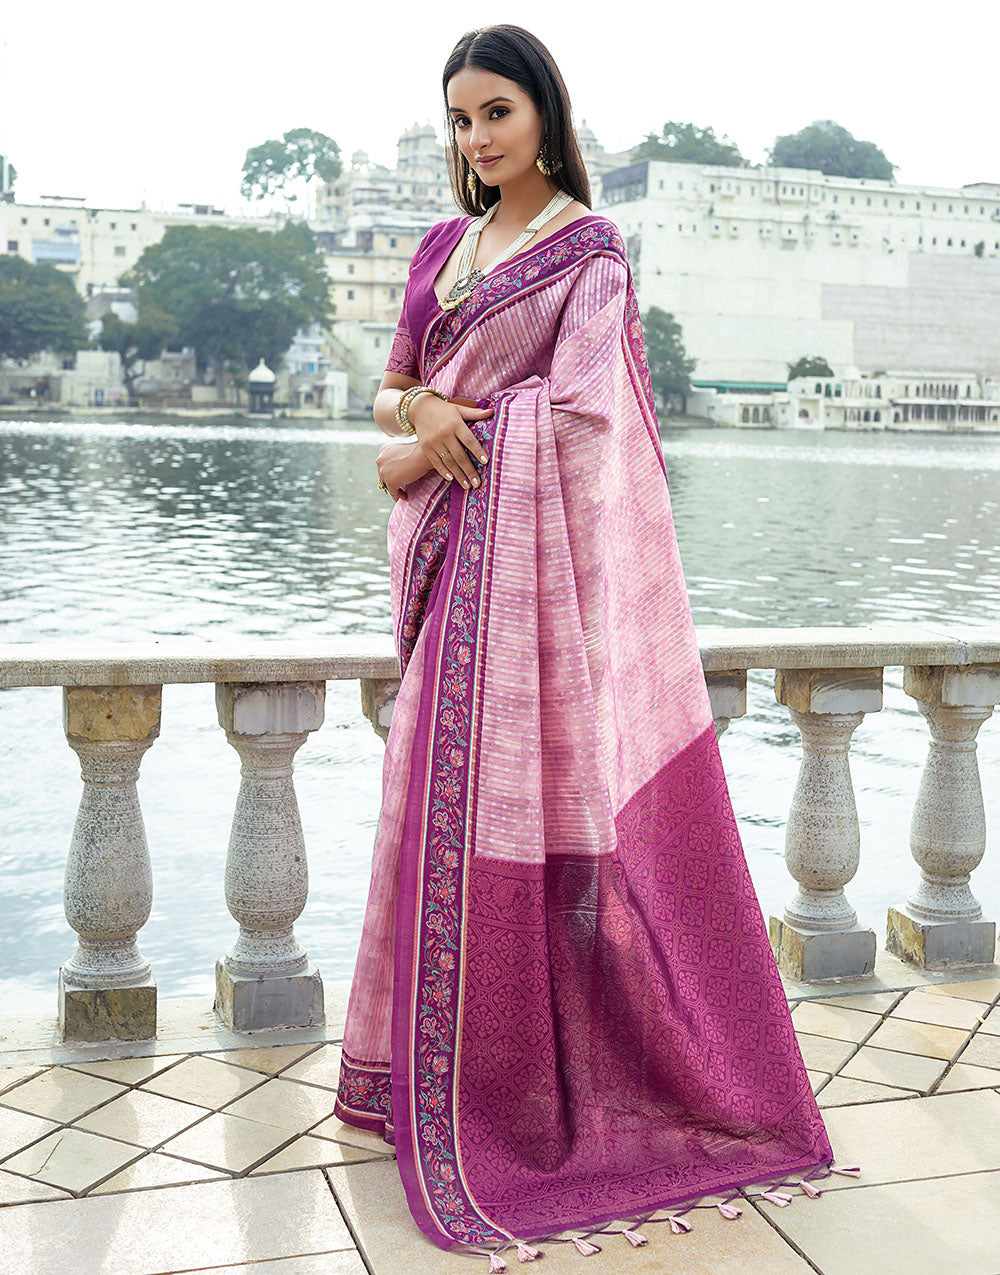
[2,0,997,213]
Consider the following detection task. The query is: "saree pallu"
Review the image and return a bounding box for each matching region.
[335,220,842,1255]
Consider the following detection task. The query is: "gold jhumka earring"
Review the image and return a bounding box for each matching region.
[467,168,477,197]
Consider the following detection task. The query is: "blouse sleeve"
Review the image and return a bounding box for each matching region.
[384,223,442,378]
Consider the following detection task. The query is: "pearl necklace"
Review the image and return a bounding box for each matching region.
[438,189,574,311]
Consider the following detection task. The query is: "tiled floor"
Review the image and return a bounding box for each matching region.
[1,976,999,1273]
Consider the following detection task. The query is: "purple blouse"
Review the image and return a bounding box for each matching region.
[385,213,607,380]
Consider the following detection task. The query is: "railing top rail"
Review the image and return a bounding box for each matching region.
[0,625,998,688]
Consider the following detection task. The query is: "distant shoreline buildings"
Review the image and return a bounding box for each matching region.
[2,120,1000,424]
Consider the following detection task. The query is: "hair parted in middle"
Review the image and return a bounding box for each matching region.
[441,24,592,217]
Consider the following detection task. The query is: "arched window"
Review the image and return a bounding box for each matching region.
[752,406,760,422]
[741,407,750,423]
[863,409,871,421]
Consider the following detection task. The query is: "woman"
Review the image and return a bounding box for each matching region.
[335,24,858,1268]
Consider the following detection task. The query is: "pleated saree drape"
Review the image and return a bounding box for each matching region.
[334,215,855,1261]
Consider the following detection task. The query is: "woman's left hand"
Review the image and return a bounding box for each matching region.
[376,439,434,501]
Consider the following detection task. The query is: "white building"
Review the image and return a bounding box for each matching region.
[689,370,1000,431]
[599,162,1000,387]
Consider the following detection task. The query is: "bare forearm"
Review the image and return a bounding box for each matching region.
[373,387,412,438]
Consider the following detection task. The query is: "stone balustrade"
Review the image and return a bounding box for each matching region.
[1,625,997,1044]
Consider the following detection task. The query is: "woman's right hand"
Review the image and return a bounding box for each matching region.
[406,392,494,491]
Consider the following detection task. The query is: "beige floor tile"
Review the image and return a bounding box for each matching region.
[955,1032,1000,1070]
[0,1064,47,1096]
[0,1067,127,1123]
[919,977,1000,1002]
[818,1088,1000,1190]
[160,1110,295,1173]
[0,1106,59,1159]
[67,1054,186,1085]
[74,1088,208,1147]
[796,991,900,1015]
[0,1170,355,1274]
[864,1016,968,1060]
[976,1003,1000,1035]
[210,1043,322,1075]
[840,1044,947,1093]
[140,1054,268,1109]
[791,1001,881,1043]
[793,1032,856,1074]
[191,1257,366,1275]
[89,1151,228,1194]
[250,1133,379,1174]
[889,989,989,1031]
[310,1114,396,1156]
[764,1166,1000,1274]
[815,1075,917,1106]
[222,1076,336,1134]
[934,1060,1000,1093]
[0,1169,72,1205]
[280,1043,343,1090]
[326,1158,815,1274]
[806,1068,831,1092]
[1,1127,144,1192]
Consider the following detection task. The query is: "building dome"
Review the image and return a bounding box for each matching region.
[248,357,275,384]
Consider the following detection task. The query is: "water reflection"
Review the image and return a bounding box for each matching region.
[1,416,998,1007]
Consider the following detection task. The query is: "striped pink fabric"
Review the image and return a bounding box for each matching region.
[335,218,837,1257]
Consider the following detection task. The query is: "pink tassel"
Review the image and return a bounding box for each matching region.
[489,1253,507,1273]
[761,1190,794,1207]
[830,1163,862,1177]
[623,1229,648,1247]
[669,1214,693,1234]
[796,1178,822,1198]
[516,1244,541,1263]
[572,1237,602,1256]
[717,1202,743,1219]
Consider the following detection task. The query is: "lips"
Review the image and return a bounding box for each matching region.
[477,155,502,167]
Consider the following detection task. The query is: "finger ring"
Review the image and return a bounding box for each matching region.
[440,450,448,459]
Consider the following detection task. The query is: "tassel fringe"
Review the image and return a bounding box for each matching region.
[478,1160,861,1267]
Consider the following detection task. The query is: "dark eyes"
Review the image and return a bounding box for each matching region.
[452,107,509,128]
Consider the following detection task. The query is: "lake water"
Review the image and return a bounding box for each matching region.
[2,414,999,1010]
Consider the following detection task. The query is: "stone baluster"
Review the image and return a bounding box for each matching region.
[769,667,883,981]
[360,676,401,743]
[705,669,747,739]
[888,664,999,967]
[214,680,326,1031]
[59,685,160,1043]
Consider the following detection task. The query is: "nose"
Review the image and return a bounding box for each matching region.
[470,120,491,154]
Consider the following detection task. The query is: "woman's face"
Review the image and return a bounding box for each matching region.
[446,66,545,188]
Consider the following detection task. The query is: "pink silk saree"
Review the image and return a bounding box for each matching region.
[335,214,849,1258]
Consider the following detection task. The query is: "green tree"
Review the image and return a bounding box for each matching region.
[0,256,86,363]
[769,121,895,180]
[787,355,834,380]
[124,221,334,397]
[0,154,16,199]
[643,306,696,414]
[241,128,342,211]
[97,311,174,402]
[632,122,745,167]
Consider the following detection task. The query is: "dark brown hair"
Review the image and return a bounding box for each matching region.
[442,25,591,216]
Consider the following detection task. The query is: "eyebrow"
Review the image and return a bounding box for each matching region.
[447,97,514,115]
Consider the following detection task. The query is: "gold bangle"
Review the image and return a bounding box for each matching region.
[398,384,447,435]
[377,473,389,494]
